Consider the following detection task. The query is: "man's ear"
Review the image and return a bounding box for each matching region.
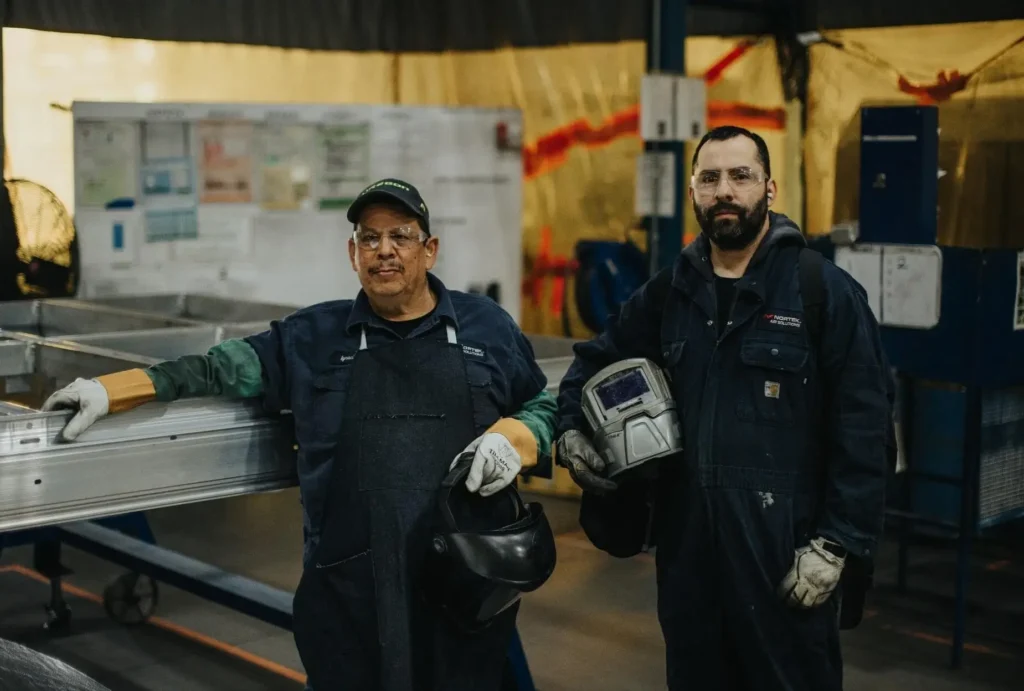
[766,179,778,207]
[424,237,439,270]
[348,238,358,272]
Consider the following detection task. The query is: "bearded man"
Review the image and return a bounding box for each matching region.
[553,125,893,690]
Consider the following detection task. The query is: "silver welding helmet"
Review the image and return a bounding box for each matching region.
[581,358,682,478]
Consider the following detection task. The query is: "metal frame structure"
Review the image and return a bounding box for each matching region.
[0,299,206,336]
[83,293,297,324]
[0,297,581,690]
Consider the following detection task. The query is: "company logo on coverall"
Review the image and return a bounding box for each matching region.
[461,343,486,360]
[762,313,802,330]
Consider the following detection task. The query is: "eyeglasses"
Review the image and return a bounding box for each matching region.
[691,167,767,199]
[353,224,427,251]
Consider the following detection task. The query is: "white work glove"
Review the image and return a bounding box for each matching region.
[40,378,110,442]
[450,432,522,497]
[778,536,846,609]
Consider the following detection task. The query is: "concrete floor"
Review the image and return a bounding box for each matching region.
[1,488,1022,690]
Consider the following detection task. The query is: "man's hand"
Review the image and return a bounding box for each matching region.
[41,378,110,442]
[555,430,618,495]
[778,536,847,609]
[451,432,522,497]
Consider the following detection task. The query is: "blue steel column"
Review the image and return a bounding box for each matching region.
[645,0,687,273]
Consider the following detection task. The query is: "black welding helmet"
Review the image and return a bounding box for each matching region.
[421,453,557,632]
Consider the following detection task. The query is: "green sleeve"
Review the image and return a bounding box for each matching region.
[144,338,265,402]
[511,389,557,477]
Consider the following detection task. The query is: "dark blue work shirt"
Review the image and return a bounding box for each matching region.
[244,273,548,558]
[558,213,893,561]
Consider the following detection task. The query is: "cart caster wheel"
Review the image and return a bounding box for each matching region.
[103,573,158,625]
[43,603,72,634]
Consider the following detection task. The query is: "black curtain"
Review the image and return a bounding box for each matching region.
[6,0,1019,53]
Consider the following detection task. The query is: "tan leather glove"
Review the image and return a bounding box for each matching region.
[41,370,156,441]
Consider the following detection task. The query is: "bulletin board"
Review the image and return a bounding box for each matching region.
[70,101,524,322]
[835,243,943,329]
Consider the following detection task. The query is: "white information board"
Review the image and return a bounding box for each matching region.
[834,244,882,318]
[880,245,943,329]
[835,243,943,329]
[70,101,524,322]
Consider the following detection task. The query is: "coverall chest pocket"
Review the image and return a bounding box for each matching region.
[310,368,352,448]
[465,360,501,434]
[736,339,808,427]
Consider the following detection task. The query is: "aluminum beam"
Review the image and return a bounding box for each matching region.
[33,341,160,389]
[0,301,37,331]
[0,399,297,533]
[218,321,275,339]
[39,300,204,334]
[52,326,222,360]
[0,340,33,377]
[0,299,203,337]
[0,401,34,415]
[84,294,297,324]
[0,322,572,533]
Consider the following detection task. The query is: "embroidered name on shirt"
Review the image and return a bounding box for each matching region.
[760,312,802,331]
[329,351,356,365]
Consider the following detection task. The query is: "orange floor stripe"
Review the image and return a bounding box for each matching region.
[4,564,307,685]
[890,626,1014,659]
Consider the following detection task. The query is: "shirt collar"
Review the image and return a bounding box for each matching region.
[346,272,459,334]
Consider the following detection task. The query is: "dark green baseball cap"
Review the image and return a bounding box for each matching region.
[346,178,430,235]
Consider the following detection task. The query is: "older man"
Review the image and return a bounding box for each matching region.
[43,178,557,691]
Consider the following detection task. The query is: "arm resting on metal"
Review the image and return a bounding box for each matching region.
[146,338,265,402]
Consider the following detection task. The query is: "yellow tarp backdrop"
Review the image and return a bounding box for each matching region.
[806,20,1024,247]
[4,20,1021,341]
[2,29,792,339]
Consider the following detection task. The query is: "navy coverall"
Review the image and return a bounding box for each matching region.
[242,273,554,690]
[133,271,554,690]
[244,272,554,567]
[557,213,891,690]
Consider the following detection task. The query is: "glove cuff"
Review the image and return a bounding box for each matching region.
[96,369,157,413]
[810,536,847,568]
[486,418,537,469]
[553,429,577,469]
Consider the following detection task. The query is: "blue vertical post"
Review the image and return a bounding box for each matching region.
[952,386,981,669]
[644,0,688,273]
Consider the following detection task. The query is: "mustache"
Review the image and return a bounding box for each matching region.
[370,263,404,273]
[707,202,746,217]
